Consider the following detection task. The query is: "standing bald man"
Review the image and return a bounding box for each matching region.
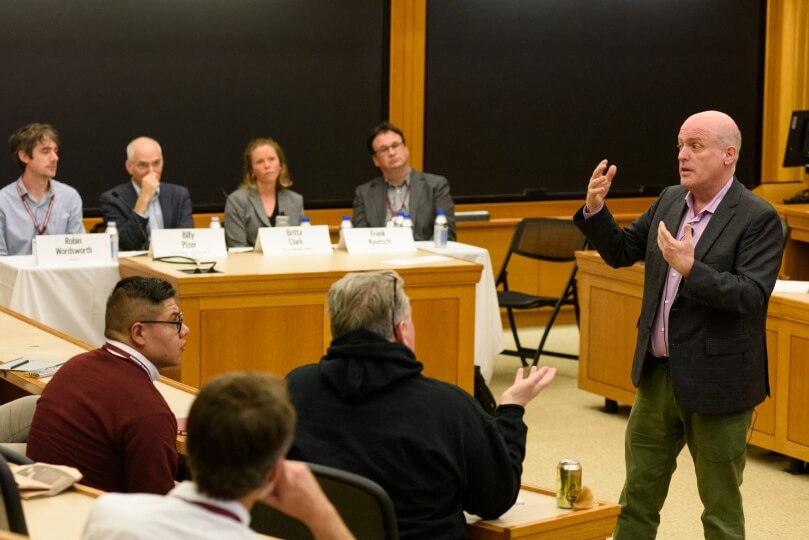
[100,137,194,251]
[573,111,782,539]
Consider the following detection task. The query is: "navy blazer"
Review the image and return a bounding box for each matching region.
[352,170,456,241]
[574,179,782,414]
[99,182,194,251]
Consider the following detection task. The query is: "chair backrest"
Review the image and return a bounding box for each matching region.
[0,454,27,535]
[0,395,39,445]
[251,462,399,540]
[496,218,585,284]
[511,218,585,261]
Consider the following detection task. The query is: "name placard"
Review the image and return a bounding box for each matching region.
[150,228,227,259]
[337,227,417,254]
[255,225,333,256]
[33,234,113,266]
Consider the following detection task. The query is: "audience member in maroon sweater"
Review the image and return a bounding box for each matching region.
[28,276,189,494]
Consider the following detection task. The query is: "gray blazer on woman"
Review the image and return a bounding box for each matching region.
[224,187,304,248]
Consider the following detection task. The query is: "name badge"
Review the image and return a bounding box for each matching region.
[150,229,227,259]
[255,225,333,256]
[33,234,113,266]
[337,227,417,254]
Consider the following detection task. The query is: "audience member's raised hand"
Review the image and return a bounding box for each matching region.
[500,365,557,408]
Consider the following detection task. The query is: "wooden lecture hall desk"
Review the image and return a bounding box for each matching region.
[14,482,619,540]
[575,250,809,465]
[17,484,274,540]
[0,306,197,455]
[118,249,482,392]
[466,484,619,540]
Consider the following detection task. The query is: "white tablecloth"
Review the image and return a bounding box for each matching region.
[0,245,504,381]
[416,241,503,382]
[0,256,120,347]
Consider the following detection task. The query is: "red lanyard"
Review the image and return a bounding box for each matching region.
[17,180,55,235]
[102,343,151,377]
[386,180,411,217]
[179,498,242,523]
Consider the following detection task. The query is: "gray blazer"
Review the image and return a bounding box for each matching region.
[352,170,456,241]
[224,187,304,248]
[574,179,782,414]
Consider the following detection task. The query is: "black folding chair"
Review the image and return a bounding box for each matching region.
[495,218,586,367]
[251,462,399,540]
[0,453,27,535]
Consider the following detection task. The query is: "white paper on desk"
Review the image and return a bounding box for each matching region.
[0,359,64,371]
[773,280,809,293]
[383,255,453,266]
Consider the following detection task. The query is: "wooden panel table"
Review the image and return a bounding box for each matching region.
[21,484,102,540]
[467,485,619,540]
[119,250,481,392]
[0,306,197,455]
[575,250,809,464]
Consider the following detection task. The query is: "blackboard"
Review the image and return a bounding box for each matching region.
[424,0,767,203]
[0,0,388,214]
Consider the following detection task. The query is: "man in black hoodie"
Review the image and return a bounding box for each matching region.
[286,270,556,540]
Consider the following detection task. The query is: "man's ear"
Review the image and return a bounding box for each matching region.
[391,321,404,344]
[724,146,738,165]
[259,458,284,498]
[18,150,31,165]
[130,322,147,346]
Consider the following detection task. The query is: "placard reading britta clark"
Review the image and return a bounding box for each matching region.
[33,234,113,266]
[255,225,333,256]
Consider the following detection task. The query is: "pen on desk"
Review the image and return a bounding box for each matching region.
[7,359,29,370]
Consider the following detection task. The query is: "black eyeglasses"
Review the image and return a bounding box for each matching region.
[373,141,405,155]
[391,277,397,337]
[140,313,184,334]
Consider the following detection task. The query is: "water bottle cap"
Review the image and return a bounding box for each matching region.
[301,216,310,222]
[436,210,445,215]
[342,215,351,220]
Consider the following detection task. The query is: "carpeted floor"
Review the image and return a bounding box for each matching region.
[487,325,809,539]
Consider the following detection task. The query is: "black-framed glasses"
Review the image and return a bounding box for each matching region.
[373,140,405,155]
[391,277,397,337]
[140,313,184,334]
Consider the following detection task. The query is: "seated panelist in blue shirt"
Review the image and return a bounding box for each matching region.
[99,137,194,251]
[0,123,84,256]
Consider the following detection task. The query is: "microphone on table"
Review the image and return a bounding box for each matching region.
[111,191,150,250]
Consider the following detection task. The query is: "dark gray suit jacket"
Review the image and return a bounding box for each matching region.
[574,179,782,413]
[99,182,194,251]
[352,170,456,241]
[224,187,304,248]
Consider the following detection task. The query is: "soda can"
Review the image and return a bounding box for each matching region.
[556,459,582,508]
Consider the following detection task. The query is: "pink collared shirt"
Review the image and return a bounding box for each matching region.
[648,177,734,357]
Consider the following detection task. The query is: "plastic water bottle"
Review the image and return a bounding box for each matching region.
[300,216,311,227]
[209,216,222,229]
[434,210,449,248]
[275,213,290,227]
[107,221,119,260]
[393,211,405,228]
[401,213,414,237]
